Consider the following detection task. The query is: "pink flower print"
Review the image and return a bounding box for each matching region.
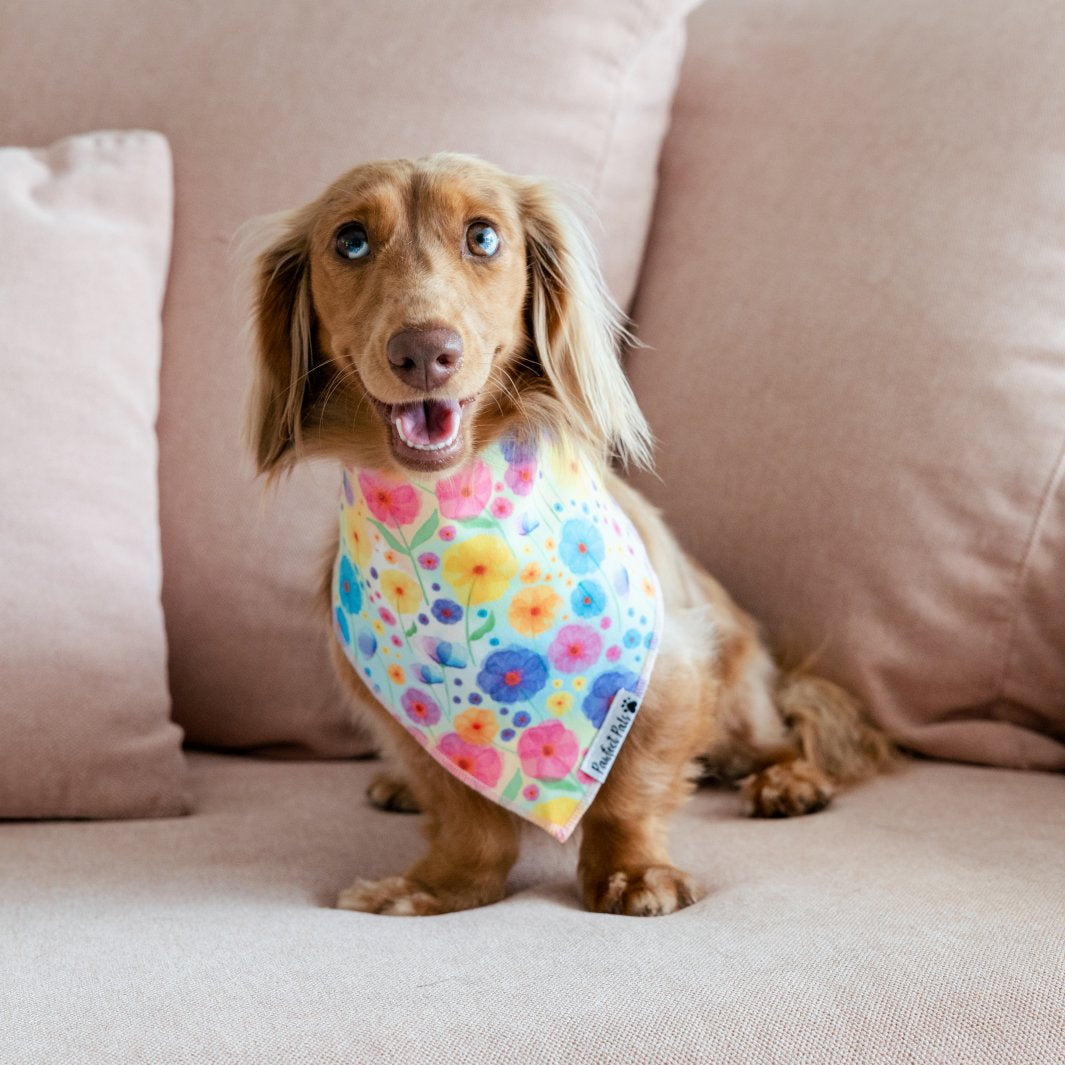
[491,497,513,519]
[518,721,579,781]
[548,624,603,674]
[418,551,440,570]
[357,471,420,527]
[439,525,457,542]
[401,688,441,727]
[606,644,621,662]
[438,733,502,787]
[523,784,540,801]
[378,606,397,626]
[505,461,537,497]
[436,460,492,519]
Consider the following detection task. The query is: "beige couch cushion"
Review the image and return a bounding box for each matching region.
[0,0,693,755]
[628,0,1065,769]
[3,753,1062,1062]
[0,131,187,818]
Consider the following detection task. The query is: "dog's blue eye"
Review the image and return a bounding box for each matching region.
[466,222,500,258]
[335,223,370,261]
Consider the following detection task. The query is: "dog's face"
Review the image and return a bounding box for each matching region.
[248,153,650,476]
[307,157,527,470]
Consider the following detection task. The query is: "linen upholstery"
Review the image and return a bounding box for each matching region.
[2,753,1062,1063]
[0,0,694,756]
[628,0,1065,769]
[0,131,187,818]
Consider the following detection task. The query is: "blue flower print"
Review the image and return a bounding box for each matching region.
[623,628,641,649]
[500,435,537,465]
[357,631,377,659]
[571,580,606,618]
[431,598,464,625]
[582,670,640,728]
[512,711,531,728]
[338,555,361,613]
[559,519,604,574]
[413,663,445,685]
[477,647,549,702]
[334,606,350,644]
[422,636,468,669]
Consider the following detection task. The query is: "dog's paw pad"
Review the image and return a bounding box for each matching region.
[366,773,421,814]
[336,876,442,916]
[587,865,701,917]
[741,759,834,818]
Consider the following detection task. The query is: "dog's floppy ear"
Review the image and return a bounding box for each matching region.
[243,204,319,477]
[516,180,652,470]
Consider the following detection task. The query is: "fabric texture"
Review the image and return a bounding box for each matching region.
[333,440,662,839]
[627,0,1065,769]
[2,752,1062,1063]
[0,0,695,756]
[0,130,187,818]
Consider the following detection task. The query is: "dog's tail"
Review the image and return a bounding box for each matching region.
[774,671,898,785]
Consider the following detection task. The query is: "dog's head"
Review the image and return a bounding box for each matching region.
[246,153,651,476]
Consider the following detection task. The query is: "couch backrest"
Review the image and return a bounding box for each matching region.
[627,0,1065,769]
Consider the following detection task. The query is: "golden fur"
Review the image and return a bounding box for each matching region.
[246,153,896,917]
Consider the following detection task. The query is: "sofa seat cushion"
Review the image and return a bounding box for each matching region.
[3,754,1062,1063]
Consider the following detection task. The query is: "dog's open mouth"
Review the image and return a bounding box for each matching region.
[375,396,475,469]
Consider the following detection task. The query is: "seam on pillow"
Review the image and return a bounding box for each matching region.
[590,3,683,202]
[994,429,1065,718]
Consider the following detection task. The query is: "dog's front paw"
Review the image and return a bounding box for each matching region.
[584,865,701,917]
[336,876,443,916]
[741,759,834,818]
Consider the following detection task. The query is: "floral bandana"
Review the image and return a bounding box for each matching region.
[331,437,662,841]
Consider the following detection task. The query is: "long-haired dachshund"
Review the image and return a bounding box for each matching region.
[246,153,895,917]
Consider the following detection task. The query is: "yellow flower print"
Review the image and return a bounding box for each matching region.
[442,535,518,605]
[546,692,573,716]
[344,504,374,568]
[508,585,561,637]
[372,620,385,636]
[380,569,422,613]
[534,796,579,828]
[454,707,498,747]
[387,664,405,686]
[572,676,587,691]
[520,562,541,584]
[642,577,656,598]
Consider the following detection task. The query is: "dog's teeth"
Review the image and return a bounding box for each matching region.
[393,416,460,451]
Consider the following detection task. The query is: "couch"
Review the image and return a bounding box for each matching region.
[2,2,1063,1062]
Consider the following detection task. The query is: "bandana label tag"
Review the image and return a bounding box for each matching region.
[579,688,642,783]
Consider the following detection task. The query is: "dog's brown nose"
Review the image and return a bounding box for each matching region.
[386,326,463,391]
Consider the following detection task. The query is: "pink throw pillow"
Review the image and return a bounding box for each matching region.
[0,131,188,817]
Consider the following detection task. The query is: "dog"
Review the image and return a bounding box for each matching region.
[246,153,895,917]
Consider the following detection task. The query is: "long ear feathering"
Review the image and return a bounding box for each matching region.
[516,179,654,472]
[237,203,320,479]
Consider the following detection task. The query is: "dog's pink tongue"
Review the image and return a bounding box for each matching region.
[395,399,460,445]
